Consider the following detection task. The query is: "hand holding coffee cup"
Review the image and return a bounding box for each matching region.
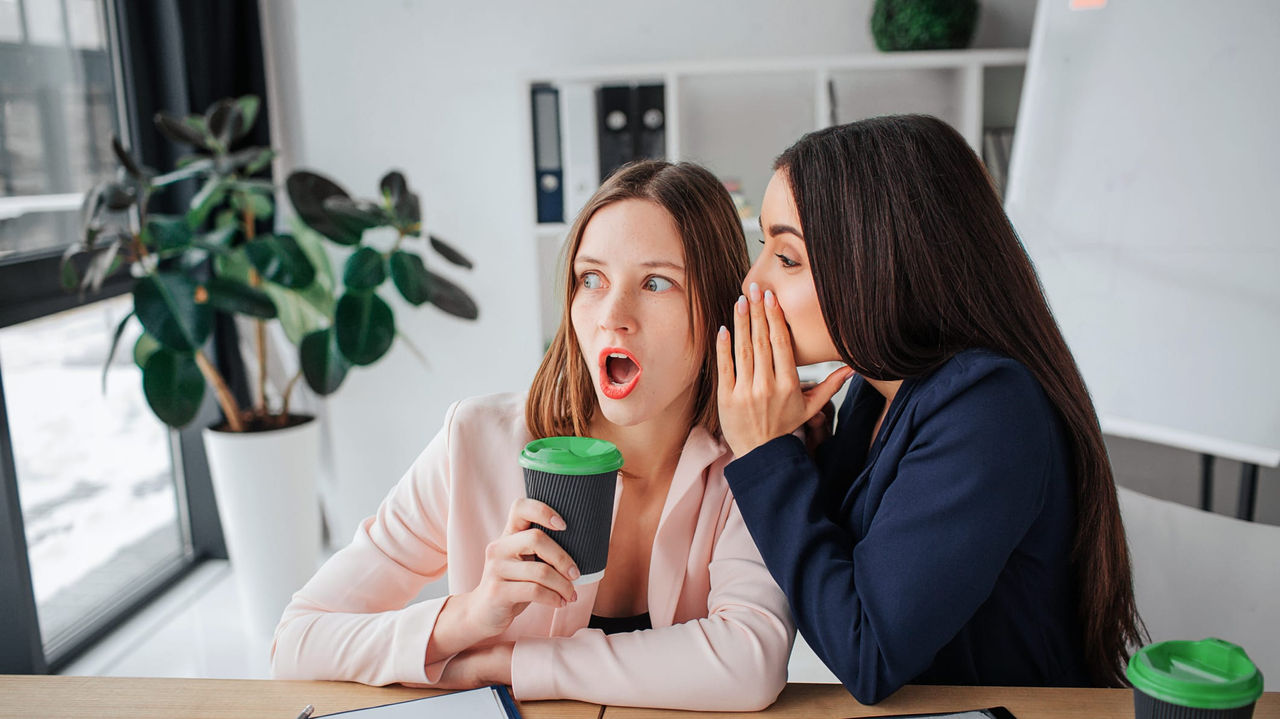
[462,497,582,638]
[520,437,624,585]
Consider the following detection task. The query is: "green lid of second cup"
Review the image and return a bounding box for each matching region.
[1127,638,1264,710]
[519,436,624,476]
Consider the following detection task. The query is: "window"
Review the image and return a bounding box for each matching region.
[0,0,225,672]
[0,296,191,657]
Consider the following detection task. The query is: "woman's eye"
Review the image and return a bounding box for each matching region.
[776,253,800,269]
[581,272,602,289]
[644,276,674,292]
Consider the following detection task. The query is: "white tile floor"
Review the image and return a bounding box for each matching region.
[60,557,839,684]
[61,560,272,679]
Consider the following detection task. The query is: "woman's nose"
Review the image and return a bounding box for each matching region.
[599,288,636,333]
[743,258,766,297]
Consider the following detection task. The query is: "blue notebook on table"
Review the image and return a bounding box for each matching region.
[315,686,521,718]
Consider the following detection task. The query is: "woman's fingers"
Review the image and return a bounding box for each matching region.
[497,556,577,605]
[803,365,856,419]
[762,289,798,385]
[511,526,579,581]
[747,283,774,385]
[733,294,753,386]
[504,497,566,535]
[716,325,735,398]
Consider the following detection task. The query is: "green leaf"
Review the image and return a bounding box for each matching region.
[111,136,144,178]
[233,96,260,141]
[133,332,161,369]
[263,282,333,345]
[323,197,388,243]
[101,310,135,393]
[142,348,205,427]
[425,269,479,320]
[154,111,206,147]
[244,234,316,289]
[429,234,473,269]
[231,191,273,221]
[344,247,387,291]
[133,273,214,351]
[194,225,238,253]
[103,182,137,210]
[214,246,253,284]
[205,98,240,147]
[60,245,81,291]
[300,328,350,395]
[379,171,407,207]
[206,277,277,318]
[187,175,227,229]
[389,250,431,305]
[243,148,275,175]
[335,291,395,366]
[290,218,335,290]
[286,170,357,244]
[145,215,193,251]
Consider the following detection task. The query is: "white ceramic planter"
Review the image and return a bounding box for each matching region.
[203,416,321,638]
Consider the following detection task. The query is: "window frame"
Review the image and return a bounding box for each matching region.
[0,0,233,673]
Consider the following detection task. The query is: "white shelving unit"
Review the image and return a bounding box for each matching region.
[530,49,1028,345]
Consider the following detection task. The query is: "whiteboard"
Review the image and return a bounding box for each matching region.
[1004,0,1280,466]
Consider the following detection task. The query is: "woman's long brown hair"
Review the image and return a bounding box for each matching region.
[526,160,749,440]
[775,115,1144,687]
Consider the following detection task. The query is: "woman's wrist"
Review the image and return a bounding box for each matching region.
[427,592,497,664]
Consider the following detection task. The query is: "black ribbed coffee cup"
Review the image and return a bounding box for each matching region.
[519,437,623,585]
[1134,689,1257,719]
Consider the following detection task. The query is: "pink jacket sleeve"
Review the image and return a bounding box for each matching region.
[269,404,456,686]
[510,498,796,711]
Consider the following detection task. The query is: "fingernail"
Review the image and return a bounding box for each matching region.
[764,289,775,307]
[571,590,579,602]
[569,566,580,580]
[718,325,728,339]
[736,296,747,314]
[550,515,566,530]
[749,282,761,302]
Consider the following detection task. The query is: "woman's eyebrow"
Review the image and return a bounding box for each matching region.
[767,223,805,241]
[575,255,685,272]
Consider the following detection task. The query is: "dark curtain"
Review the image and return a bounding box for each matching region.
[115,0,276,559]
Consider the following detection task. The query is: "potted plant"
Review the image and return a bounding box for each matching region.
[63,95,478,636]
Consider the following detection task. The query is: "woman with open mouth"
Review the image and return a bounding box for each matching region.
[272,160,795,711]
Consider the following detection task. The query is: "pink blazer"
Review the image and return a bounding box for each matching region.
[270,393,795,710]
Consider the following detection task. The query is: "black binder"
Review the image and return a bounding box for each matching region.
[531,84,564,223]
[635,83,666,161]
[596,84,636,182]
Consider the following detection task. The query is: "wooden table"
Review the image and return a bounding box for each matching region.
[2,677,1278,719]
[607,683,1280,718]
[0,676,599,719]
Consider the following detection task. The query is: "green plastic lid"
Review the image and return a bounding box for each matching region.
[1127,638,1264,710]
[518,436,624,476]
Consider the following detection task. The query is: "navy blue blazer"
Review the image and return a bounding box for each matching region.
[725,349,1089,704]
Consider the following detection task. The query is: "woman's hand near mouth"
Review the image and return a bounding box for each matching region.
[716,283,853,458]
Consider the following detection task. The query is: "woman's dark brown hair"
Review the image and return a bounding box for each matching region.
[526,160,749,439]
[775,115,1144,687]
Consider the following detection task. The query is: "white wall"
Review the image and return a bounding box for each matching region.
[265,0,1038,543]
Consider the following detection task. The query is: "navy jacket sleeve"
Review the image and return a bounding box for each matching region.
[725,362,1058,704]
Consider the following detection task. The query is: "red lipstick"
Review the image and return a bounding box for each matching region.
[598,346,642,400]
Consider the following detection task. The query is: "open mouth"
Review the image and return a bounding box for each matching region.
[598,347,642,400]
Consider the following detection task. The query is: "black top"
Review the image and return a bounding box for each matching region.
[725,349,1088,704]
[589,612,652,635]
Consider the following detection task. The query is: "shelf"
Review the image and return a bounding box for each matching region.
[529,49,1029,84]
